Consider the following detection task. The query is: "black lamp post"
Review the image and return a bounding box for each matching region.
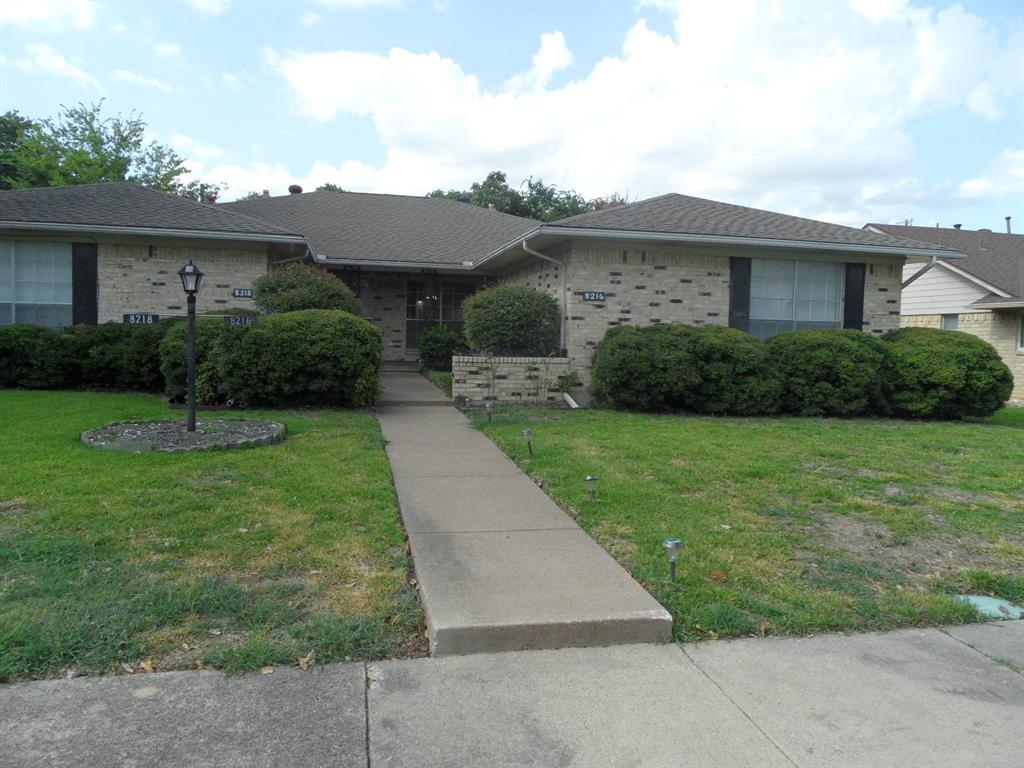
[177,260,204,432]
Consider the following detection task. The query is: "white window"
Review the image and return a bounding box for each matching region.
[749,259,844,339]
[1,241,73,328]
[1018,315,1024,351]
[941,314,960,331]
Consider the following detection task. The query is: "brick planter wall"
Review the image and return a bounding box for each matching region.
[452,355,572,406]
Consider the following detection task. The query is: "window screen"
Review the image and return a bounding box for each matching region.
[1,241,74,327]
[748,259,843,339]
[941,314,960,331]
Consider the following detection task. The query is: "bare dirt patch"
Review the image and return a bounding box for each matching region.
[803,511,1021,586]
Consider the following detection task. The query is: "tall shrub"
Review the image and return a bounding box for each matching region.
[215,310,381,407]
[159,319,233,403]
[767,330,894,417]
[418,324,466,372]
[685,325,782,415]
[462,285,560,356]
[253,264,360,315]
[883,327,1013,419]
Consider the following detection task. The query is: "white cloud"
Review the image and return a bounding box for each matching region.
[15,43,102,91]
[300,11,321,27]
[183,0,230,17]
[113,69,176,93]
[957,149,1024,201]
[0,0,97,29]
[313,0,404,8]
[504,31,572,93]
[220,72,241,90]
[154,42,182,58]
[254,1,1022,224]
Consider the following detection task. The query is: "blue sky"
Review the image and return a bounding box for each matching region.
[1,0,1021,230]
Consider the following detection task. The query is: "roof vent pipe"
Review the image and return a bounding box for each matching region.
[1006,216,1012,234]
[953,223,962,230]
[288,184,303,195]
[262,189,270,198]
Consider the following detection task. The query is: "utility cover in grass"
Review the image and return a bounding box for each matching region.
[81,419,286,453]
[955,595,1024,620]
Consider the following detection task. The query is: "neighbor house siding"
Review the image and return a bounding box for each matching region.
[900,263,989,315]
[902,311,1023,402]
[97,243,268,323]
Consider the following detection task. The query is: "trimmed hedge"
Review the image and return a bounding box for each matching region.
[159,319,233,403]
[884,327,1013,419]
[592,324,1012,419]
[591,324,780,414]
[767,329,893,417]
[215,310,381,407]
[253,264,360,315]
[418,324,466,372]
[462,285,560,356]
[74,322,170,393]
[0,325,78,390]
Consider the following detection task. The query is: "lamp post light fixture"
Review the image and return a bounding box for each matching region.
[585,474,598,500]
[486,401,494,424]
[177,260,204,433]
[663,538,684,581]
[522,427,534,456]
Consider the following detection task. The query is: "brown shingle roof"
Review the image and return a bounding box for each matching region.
[0,182,302,239]
[869,224,1024,300]
[553,193,960,253]
[223,190,538,266]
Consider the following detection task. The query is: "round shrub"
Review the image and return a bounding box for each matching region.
[685,326,782,415]
[883,327,1013,419]
[418,324,466,372]
[159,318,232,403]
[0,325,78,389]
[462,285,560,356]
[215,310,381,407]
[72,322,169,392]
[767,329,893,417]
[253,264,360,315]
[590,324,701,411]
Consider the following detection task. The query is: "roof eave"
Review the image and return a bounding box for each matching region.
[475,225,964,267]
[969,299,1024,310]
[316,255,476,271]
[0,220,308,245]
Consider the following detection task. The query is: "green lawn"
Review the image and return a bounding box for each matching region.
[0,390,422,682]
[475,408,1024,641]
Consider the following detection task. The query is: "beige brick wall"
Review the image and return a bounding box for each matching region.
[862,262,903,335]
[452,355,571,406]
[97,243,268,322]
[899,311,1023,402]
[356,272,411,362]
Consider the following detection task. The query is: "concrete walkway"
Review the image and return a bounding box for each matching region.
[376,372,672,655]
[2,623,1021,768]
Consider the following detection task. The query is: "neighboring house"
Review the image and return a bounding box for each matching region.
[0,183,307,326]
[867,223,1023,401]
[1,182,959,385]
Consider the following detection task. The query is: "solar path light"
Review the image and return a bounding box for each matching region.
[585,475,598,500]
[522,428,533,455]
[177,260,204,433]
[663,538,684,581]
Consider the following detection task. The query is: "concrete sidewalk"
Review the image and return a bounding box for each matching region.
[2,623,1021,768]
[375,372,672,655]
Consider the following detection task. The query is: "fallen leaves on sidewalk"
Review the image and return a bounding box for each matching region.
[297,650,315,671]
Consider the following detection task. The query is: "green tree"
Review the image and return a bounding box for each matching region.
[1,100,219,197]
[428,171,592,222]
[316,182,346,192]
[0,111,37,189]
[235,191,267,202]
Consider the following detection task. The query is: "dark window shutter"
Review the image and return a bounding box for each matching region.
[843,263,866,330]
[729,257,751,332]
[72,243,98,325]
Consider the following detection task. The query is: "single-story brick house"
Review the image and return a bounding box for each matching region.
[1,182,961,385]
[868,222,1023,401]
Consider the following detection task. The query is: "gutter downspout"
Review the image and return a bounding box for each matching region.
[522,239,567,353]
[902,255,938,289]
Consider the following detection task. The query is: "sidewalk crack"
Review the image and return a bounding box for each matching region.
[679,644,800,768]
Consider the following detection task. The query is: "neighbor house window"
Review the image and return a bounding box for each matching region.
[0,241,73,328]
[748,259,843,339]
[1018,315,1024,351]
[941,314,960,330]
